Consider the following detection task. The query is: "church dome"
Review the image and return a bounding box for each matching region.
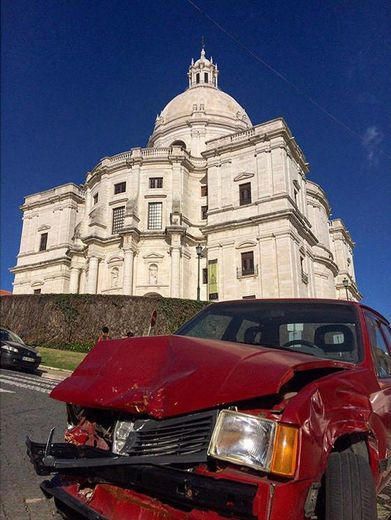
[158,87,251,128]
[148,48,252,156]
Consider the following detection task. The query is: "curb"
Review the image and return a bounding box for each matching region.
[41,364,72,373]
[40,365,73,379]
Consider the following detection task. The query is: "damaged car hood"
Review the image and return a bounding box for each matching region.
[51,335,350,418]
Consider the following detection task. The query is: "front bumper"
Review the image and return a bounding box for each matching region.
[27,437,258,519]
[27,437,316,520]
[1,351,40,371]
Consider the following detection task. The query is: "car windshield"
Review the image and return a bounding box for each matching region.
[176,302,361,363]
[0,328,25,345]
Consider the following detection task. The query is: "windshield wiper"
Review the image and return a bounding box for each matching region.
[241,343,317,357]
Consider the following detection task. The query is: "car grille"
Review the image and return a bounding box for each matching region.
[121,409,218,464]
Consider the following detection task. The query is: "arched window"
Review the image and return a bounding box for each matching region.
[149,264,158,285]
[170,140,186,150]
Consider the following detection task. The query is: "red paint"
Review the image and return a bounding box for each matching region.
[43,300,391,519]
[65,419,109,450]
[51,335,349,418]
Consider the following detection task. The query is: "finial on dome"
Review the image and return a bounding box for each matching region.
[188,44,219,89]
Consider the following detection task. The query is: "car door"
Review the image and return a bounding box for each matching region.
[365,310,391,488]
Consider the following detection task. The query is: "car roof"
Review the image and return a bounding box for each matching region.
[207,299,389,324]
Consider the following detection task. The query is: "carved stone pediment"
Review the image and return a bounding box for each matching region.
[236,240,257,250]
[107,255,123,265]
[38,224,51,232]
[143,252,165,261]
[234,172,254,182]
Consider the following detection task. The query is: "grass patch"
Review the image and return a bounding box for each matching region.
[39,346,87,371]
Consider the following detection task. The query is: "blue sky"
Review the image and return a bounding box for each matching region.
[1,0,390,317]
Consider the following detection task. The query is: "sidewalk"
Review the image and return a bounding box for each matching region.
[38,365,72,381]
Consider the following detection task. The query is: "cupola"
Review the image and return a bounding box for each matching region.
[188,47,219,89]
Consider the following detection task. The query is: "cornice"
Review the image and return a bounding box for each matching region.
[203,208,317,245]
[21,191,84,212]
[203,119,309,172]
[11,257,71,273]
[312,254,339,276]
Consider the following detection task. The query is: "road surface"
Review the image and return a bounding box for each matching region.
[0,368,390,519]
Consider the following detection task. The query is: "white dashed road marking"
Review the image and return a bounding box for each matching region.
[0,370,65,394]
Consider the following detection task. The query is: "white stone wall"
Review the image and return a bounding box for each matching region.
[12,121,360,301]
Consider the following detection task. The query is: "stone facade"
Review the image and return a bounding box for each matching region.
[12,49,361,301]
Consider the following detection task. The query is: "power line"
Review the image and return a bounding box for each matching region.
[186,0,390,160]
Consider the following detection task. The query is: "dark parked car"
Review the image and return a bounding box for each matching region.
[27,300,390,520]
[0,328,41,372]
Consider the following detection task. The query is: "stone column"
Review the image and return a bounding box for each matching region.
[87,256,99,294]
[69,266,81,294]
[122,248,135,295]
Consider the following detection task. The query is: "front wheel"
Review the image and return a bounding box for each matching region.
[323,451,377,520]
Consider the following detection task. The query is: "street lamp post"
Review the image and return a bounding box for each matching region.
[196,244,203,301]
[342,278,349,300]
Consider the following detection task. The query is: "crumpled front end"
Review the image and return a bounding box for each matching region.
[26,403,317,520]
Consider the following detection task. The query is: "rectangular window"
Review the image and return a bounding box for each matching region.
[241,251,254,276]
[204,73,208,83]
[242,295,256,299]
[201,205,208,220]
[239,182,252,206]
[148,202,162,230]
[39,233,48,251]
[34,289,41,294]
[201,185,208,197]
[112,206,125,234]
[202,268,208,284]
[114,182,126,195]
[149,177,163,189]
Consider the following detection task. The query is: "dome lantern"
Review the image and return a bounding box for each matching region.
[187,47,219,89]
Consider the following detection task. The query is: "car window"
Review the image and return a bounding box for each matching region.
[0,329,24,344]
[279,322,358,361]
[184,313,233,340]
[379,323,391,351]
[235,319,262,344]
[365,313,391,378]
[176,302,362,362]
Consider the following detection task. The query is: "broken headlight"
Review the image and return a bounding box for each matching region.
[112,420,134,455]
[208,410,299,477]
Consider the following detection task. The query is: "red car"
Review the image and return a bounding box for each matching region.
[27,299,391,520]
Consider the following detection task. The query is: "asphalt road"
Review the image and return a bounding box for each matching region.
[0,368,66,519]
[0,367,390,520]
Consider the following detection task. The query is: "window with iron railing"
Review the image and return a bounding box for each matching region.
[241,251,254,276]
[148,202,162,230]
[112,206,125,234]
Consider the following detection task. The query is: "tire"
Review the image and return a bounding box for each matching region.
[324,451,377,520]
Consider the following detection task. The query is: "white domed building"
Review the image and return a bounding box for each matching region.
[12,49,361,301]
